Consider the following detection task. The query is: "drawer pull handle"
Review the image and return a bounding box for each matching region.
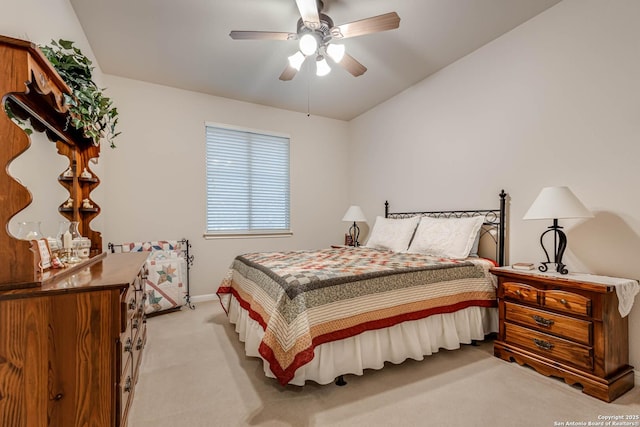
[560,298,568,305]
[532,315,555,328]
[533,338,554,351]
[515,290,522,296]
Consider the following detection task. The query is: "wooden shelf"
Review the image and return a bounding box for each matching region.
[59,176,98,183]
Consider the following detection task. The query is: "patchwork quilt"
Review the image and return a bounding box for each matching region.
[145,253,187,314]
[216,247,497,386]
[120,240,187,314]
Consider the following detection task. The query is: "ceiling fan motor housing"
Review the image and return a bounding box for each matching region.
[297,13,334,45]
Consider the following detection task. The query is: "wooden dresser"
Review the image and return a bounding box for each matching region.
[0,252,148,426]
[492,267,635,402]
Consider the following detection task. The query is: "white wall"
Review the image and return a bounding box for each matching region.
[349,0,640,370]
[100,76,349,298]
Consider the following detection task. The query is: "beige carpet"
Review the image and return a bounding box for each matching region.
[129,300,640,427]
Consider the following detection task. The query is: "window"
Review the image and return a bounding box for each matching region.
[205,123,290,236]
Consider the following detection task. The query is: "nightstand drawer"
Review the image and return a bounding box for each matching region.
[504,302,592,345]
[505,323,593,371]
[542,289,591,317]
[502,282,538,305]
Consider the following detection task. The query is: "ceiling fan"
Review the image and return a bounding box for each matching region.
[229,0,400,81]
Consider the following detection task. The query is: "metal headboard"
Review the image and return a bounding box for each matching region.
[385,190,507,266]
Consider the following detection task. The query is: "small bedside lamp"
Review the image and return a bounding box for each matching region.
[342,205,367,246]
[523,186,593,274]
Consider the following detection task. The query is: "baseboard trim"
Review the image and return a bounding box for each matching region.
[190,293,217,303]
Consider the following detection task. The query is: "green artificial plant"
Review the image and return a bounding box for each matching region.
[39,39,120,148]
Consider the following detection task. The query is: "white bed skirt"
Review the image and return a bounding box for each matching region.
[227,298,499,386]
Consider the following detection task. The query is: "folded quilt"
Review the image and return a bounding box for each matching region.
[120,240,182,253]
[217,247,496,385]
[117,240,187,313]
[145,257,187,314]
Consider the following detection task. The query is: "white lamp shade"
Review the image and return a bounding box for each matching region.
[342,205,367,223]
[326,43,345,62]
[315,57,331,76]
[523,186,593,220]
[299,33,318,56]
[288,51,306,70]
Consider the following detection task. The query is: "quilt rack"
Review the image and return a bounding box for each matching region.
[108,238,195,313]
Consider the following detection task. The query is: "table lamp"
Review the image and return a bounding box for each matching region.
[523,186,593,274]
[342,205,367,246]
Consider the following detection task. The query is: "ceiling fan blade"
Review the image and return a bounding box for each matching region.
[331,12,400,39]
[229,31,295,41]
[279,65,298,81]
[337,53,367,77]
[296,0,321,29]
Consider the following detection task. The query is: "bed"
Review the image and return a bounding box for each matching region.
[216,190,507,386]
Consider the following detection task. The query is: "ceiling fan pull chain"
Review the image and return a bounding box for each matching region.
[307,63,311,117]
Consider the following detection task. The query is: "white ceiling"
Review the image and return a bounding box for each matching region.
[69,0,561,121]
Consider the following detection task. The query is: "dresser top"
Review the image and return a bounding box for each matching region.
[0,252,148,300]
[491,266,639,317]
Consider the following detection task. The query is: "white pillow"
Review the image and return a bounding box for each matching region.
[468,228,482,257]
[407,216,484,259]
[363,215,420,252]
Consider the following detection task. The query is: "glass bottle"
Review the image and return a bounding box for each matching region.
[68,221,82,263]
[57,220,71,249]
[17,221,43,241]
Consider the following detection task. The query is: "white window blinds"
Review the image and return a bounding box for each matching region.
[205,124,290,235]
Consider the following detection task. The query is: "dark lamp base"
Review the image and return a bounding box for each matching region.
[538,219,569,275]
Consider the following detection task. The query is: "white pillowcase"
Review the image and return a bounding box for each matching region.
[407,216,484,259]
[364,215,420,252]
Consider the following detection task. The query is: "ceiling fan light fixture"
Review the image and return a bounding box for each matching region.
[288,51,306,71]
[299,33,318,56]
[326,43,345,63]
[315,56,331,76]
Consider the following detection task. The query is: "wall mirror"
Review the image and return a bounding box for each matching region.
[7,128,69,239]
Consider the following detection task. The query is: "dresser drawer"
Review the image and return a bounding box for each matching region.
[119,371,133,426]
[505,322,593,371]
[504,302,592,345]
[120,285,137,333]
[132,323,147,383]
[120,332,133,376]
[542,289,591,317]
[502,282,538,305]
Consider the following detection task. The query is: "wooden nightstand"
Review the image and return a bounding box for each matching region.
[491,267,637,402]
